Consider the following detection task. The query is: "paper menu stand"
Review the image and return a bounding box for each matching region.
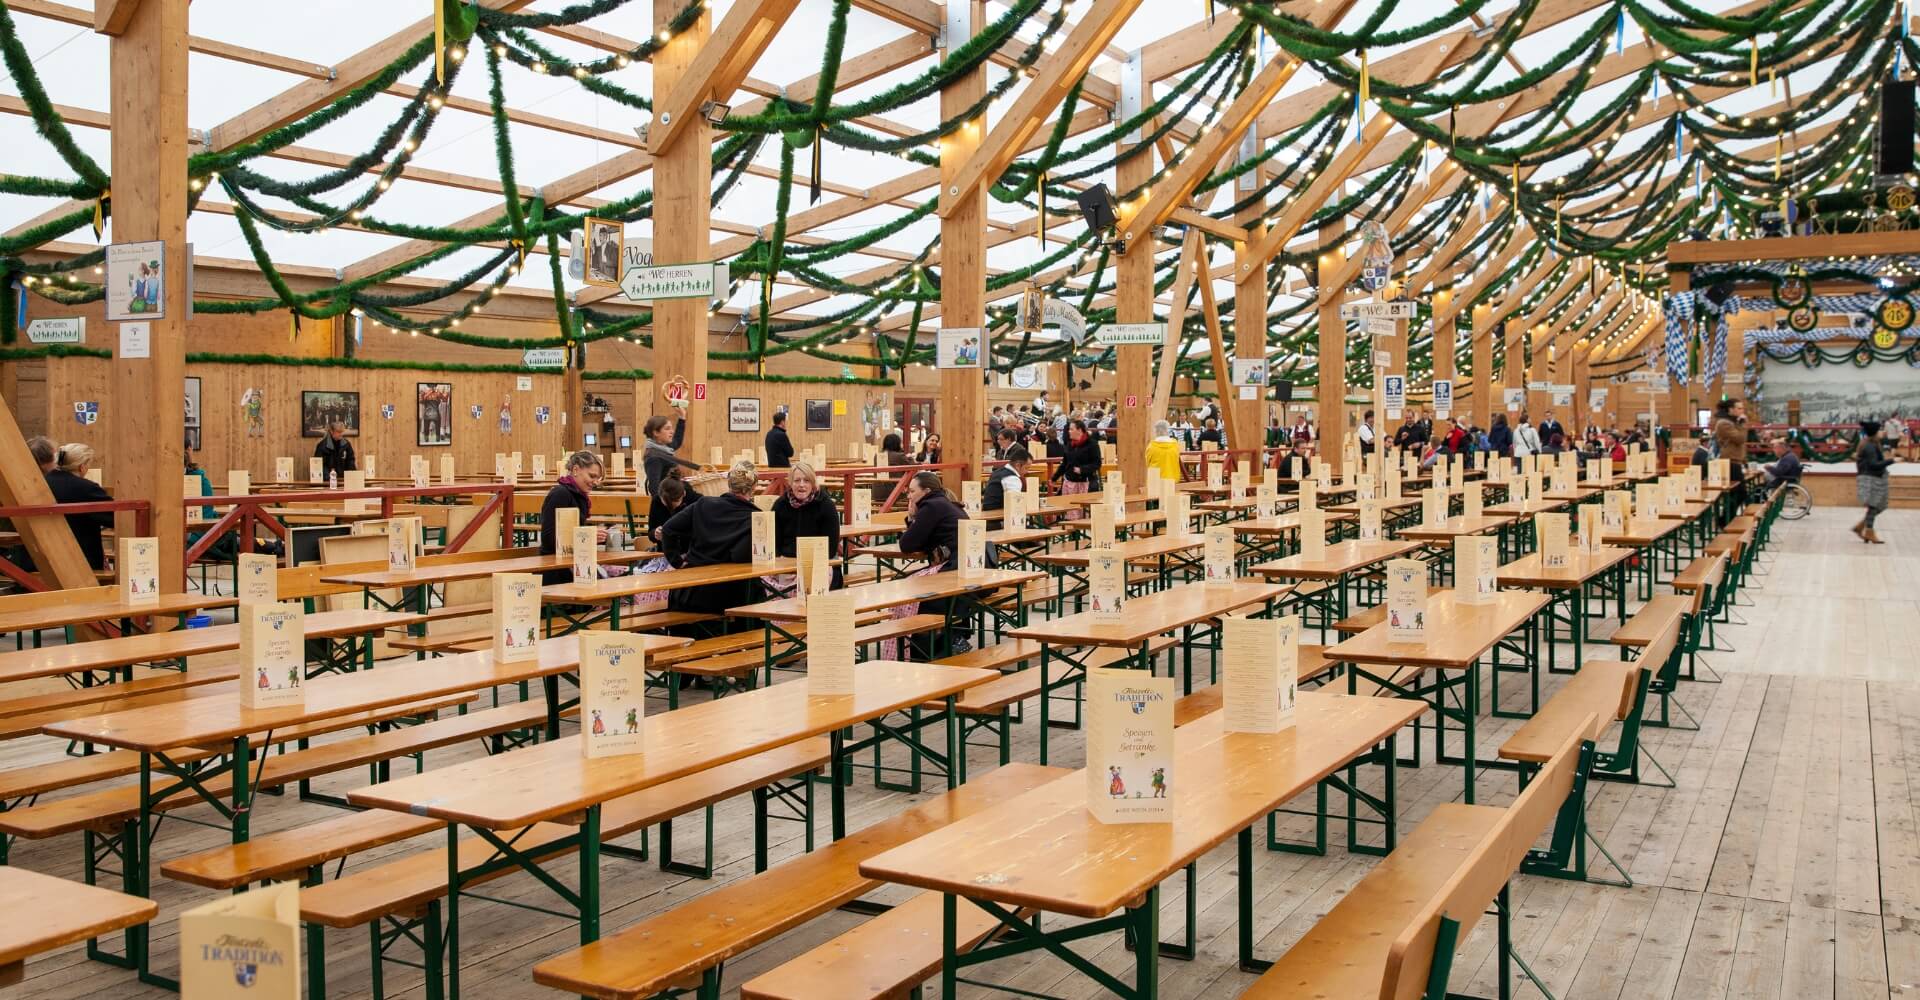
[1291,457,1306,481]
[1422,487,1447,527]
[572,526,599,584]
[1261,465,1277,493]
[1003,489,1029,531]
[440,455,456,485]
[1084,667,1174,824]
[1578,503,1604,552]
[709,446,725,467]
[1662,476,1683,511]
[554,506,580,558]
[1527,471,1545,503]
[1087,550,1126,623]
[1537,512,1571,569]
[509,452,522,478]
[1603,491,1629,531]
[361,454,377,479]
[958,518,988,577]
[495,454,511,482]
[807,590,857,696]
[1230,467,1248,501]
[385,518,416,573]
[1222,614,1300,734]
[850,488,872,526]
[531,454,548,481]
[1090,503,1116,550]
[1599,458,1614,485]
[610,452,625,478]
[579,630,646,758]
[271,457,292,484]
[492,574,541,664]
[1454,535,1498,605]
[178,881,301,999]
[1298,480,1318,513]
[1107,472,1125,504]
[1204,525,1235,587]
[237,552,277,606]
[1316,460,1333,489]
[1384,559,1428,643]
[1026,476,1043,500]
[1257,483,1283,519]
[753,494,779,512]
[1206,461,1223,488]
[344,471,369,512]
[1684,466,1703,500]
[1464,480,1484,518]
[227,470,251,498]
[961,480,982,518]
[1358,499,1384,541]
[1299,509,1327,562]
[1384,464,1402,501]
[796,535,831,598]
[309,457,325,483]
[239,602,305,710]
[751,510,775,564]
[1169,492,1193,534]
[1708,459,1728,487]
[1145,468,1163,502]
[117,536,160,606]
[1586,459,1602,485]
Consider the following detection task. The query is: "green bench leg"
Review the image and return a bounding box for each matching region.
[658,806,715,879]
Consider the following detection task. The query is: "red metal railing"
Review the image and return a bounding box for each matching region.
[0,498,151,593]
[185,483,515,565]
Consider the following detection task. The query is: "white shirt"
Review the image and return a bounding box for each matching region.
[1358,423,1375,444]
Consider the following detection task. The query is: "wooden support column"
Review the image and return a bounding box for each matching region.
[1231,194,1266,450]
[1470,304,1493,430]
[1114,55,1152,487]
[1315,228,1347,472]
[563,361,584,449]
[107,0,188,590]
[651,0,712,463]
[1503,319,1525,424]
[939,1,987,482]
[1573,350,1593,431]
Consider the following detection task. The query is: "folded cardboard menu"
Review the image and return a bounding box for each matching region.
[1256,483,1280,519]
[1358,498,1384,541]
[959,518,988,576]
[1090,502,1116,550]
[178,881,301,999]
[1579,503,1604,552]
[610,452,625,478]
[410,456,429,489]
[492,573,541,663]
[310,456,325,483]
[1204,524,1235,587]
[1230,466,1248,501]
[1464,479,1484,518]
[344,470,369,512]
[274,457,294,483]
[1454,535,1498,605]
[1084,668,1174,823]
[1222,614,1299,734]
[440,455,457,485]
[239,602,305,710]
[554,506,580,559]
[1088,549,1126,623]
[1422,486,1447,527]
[805,589,857,695]
[796,535,831,599]
[1384,558,1428,643]
[385,517,416,573]
[532,454,548,480]
[117,535,160,606]
[1537,511,1571,569]
[572,526,599,584]
[579,630,646,758]
[1169,492,1193,534]
[961,480,981,518]
[1003,489,1029,531]
[1708,458,1728,487]
[1298,508,1327,562]
[1684,466,1703,500]
[1297,479,1318,513]
[228,469,251,498]
[751,510,774,564]
[1206,461,1223,488]
[850,488,872,526]
[237,552,277,606]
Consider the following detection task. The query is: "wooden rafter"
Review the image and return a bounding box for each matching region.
[648,0,802,154]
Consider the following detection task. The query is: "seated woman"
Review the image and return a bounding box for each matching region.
[538,451,611,585]
[773,460,842,589]
[647,471,700,563]
[657,461,760,619]
[45,444,115,570]
[895,470,973,656]
[915,433,943,465]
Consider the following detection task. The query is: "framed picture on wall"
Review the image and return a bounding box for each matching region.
[416,382,453,446]
[805,398,832,432]
[583,217,624,288]
[183,376,201,452]
[300,390,360,438]
[728,397,761,433]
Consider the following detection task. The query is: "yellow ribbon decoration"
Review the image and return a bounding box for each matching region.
[1749,39,1758,86]
[1358,49,1370,107]
[1774,133,1783,179]
[1038,172,1049,248]
[92,188,108,241]
[434,0,447,84]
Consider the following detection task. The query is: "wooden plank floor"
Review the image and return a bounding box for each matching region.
[1,504,1914,999]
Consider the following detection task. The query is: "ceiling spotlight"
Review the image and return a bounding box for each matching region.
[701,100,731,125]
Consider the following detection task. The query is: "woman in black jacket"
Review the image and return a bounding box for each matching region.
[658,461,761,618]
[1854,420,1894,544]
[648,472,701,563]
[897,470,972,655]
[774,462,843,587]
[642,414,701,520]
[45,444,115,569]
[1051,418,1101,495]
[538,451,610,584]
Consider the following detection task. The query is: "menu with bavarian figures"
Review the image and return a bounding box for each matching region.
[1297,478,1317,513]
[1299,508,1327,562]
[1384,559,1428,643]
[579,630,646,758]
[492,573,541,663]
[1464,478,1484,518]
[1169,491,1193,534]
[1537,511,1571,569]
[1088,549,1125,623]
[1604,489,1630,530]
[274,456,293,483]
[1579,504,1604,552]
[310,456,325,483]
[1455,535,1498,605]
[1003,488,1029,531]
[1256,482,1280,519]
[959,518,987,576]
[553,506,580,559]
[795,534,831,599]
[1684,465,1703,500]
[850,488,872,526]
[1709,458,1729,487]
[1085,667,1174,823]
[117,535,160,606]
[532,453,548,480]
[807,589,857,695]
[1422,486,1447,527]
[385,517,415,573]
[237,552,277,606]
[1090,502,1116,550]
[1222,614,1299,734]
[961,480,981,518]
[1356,474,1377,501]
[227,469,250,498]
[240,602,305,710]
[751,510,774,564]
[572,526,598,584]
[1358,498,1384,541]
[1204,524,1235,586]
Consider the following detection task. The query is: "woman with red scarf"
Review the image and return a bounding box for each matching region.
[1052,418,1102,495]
[538,451,609,584]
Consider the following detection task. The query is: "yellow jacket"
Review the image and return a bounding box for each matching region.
[1144,436,1183,483]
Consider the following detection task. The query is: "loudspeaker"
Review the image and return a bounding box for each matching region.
[1076,183,1118,233]
[1703,283,1734,309]
[1272,379,1294,403]
[1879,80,1915,175]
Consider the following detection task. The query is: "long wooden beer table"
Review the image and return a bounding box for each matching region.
[1497,546,1634,668]
[1028,532,1207,599]
[0,590,234,647]
[348,660,996,992]
[1324,589,1550,802]
[0,867,157,988]
[1602,516,1691,598]
[538,558,801,632]
[859,693,1426,998]
[1230,510,1355,561]
[851,526,1066,578]
[1006,581,1289,762]
[324,550,648,624]
[729,568,1044,660]
[1394,512,1520,565]
[0,608,422,687]
[1250,538,1423,636]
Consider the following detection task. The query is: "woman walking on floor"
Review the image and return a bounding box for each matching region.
[1853,419,1893,544]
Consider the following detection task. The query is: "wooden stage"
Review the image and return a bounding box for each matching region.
[1,506,1915,999]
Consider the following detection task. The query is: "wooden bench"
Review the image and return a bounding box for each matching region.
[1606,593,1689,649]
[738,890,1022,1000]
[301,740,832,998]
[1245,724,1591,998]
[1168,646,1337,726]
[390,610,718,654]
[0,867,157,988]
[1331,585,1446,634]
[530,763,1064,1000]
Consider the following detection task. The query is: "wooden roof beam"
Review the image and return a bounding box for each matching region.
[648,0,803,154]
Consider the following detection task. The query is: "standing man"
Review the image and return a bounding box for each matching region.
[1537,410,1565,448]
[765,410,795,468]
[314,421,356,481]
[1357,409,1378,456]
